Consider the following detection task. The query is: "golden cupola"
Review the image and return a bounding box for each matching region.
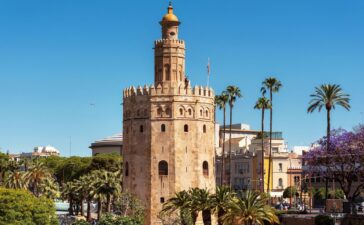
[160,2,180,24]
[159,2,181,40]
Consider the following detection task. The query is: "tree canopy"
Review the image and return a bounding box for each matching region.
[0,188,58,225]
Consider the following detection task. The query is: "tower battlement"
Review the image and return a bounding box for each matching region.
[154,39,185,47]
[123,84,214,99]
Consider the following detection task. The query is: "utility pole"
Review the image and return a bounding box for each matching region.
[69,136,72,157]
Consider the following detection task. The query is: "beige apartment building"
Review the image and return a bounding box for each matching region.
[216,124,304,199]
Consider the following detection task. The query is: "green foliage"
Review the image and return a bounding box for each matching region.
[98,214,143,225]
[72,220,89,225]
[57,156,92,183]
[89,153,122,173]
[0,188,58,225]
[0,153,9,185]
[114,192,145,222]
[315,215,334,225]
[222,190,279,225]
[283,186,298,198]
[314,188,345,201]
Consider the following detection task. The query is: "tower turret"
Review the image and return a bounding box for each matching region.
[154,2,186,87]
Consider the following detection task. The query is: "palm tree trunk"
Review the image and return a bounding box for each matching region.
[267,90,273,196]
[261,107,265,193]
[80,198,84,217]
[325,108,331,200]
[229,104,233,188]
[106,194,111,213]
[97,198,102,220]
[221,107,226,186]
[202,210,211,225]
[192,211,198,225]
[87,200,91,221]
[69,198,74,215]
[217,208,225,225]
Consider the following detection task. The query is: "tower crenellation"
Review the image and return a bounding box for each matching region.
[123,85,214,98]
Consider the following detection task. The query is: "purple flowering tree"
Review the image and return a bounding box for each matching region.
[304,126,364,203]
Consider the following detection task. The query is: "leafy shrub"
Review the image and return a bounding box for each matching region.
[98,214,143,225]
[72,220,90,225]
[0,188,58,225]
[315,215,334,225]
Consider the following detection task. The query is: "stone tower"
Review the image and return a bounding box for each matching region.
[122,3,216,225]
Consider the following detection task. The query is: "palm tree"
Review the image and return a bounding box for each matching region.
[62,181,76,215]
[211,186,235,225]
[38,176,58,199]
[254,97,271,193]
[308,84,350,199]
[222,190,279,225]
[4,170,28,189]
[162,190,193,225]
[225,86,242,187]
[25,161,53,197]
[215,93,229,186]
[94,170,121,215]
[261,77,282,194]
[189,188,214,225]
[80,173,97,221]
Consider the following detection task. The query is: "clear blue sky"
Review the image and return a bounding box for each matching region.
[0,0,363,156]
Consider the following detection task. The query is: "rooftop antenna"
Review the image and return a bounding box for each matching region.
[169,0,172,6]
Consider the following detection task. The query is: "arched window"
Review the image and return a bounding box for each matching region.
[184,124,189,132]
[161,124,166,132]
[188,108,192,116]
[203,125,207,133]
[144,109,148,116]
[157,108,162,116]
[140,125,144,133]
[203,161,209,176]
[125,162,129,177]
[179,108,184,116]
[205,110,209,118]
[200,109,203,117]
[278,178,283,187]
[158,161,168,175]
[137,109,140,117]
[165,108,170,116]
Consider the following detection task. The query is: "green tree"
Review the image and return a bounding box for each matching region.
[93,170,121,218]
[307,84,350,199]
[4,170,28,189]
[222,190,279,225]
[162,190,193,225]
[188,188,212,225]
[225,85,242,187]
[261,77,282,194]
[98,213,143,225]
[215,93,229,186]
[283,186,298,199]
[58,156,92,184]
[25,161,54,197]
[114,191,145,223]
[254,96,271,193]
[88,153,122,173]
[0,188,58,225]
[210,186,234,225]
[0,153,9,185]
[62,181,77,215]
